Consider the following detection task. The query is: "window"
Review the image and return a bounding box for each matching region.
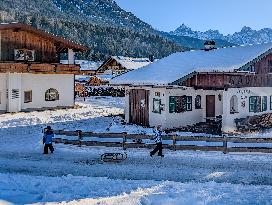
[269,60,272,73]
[262,96,267,111]
[195,95,201,109]
[153,98,162,114]
[14,49,35,61]
[250,65,256,72]
[169,96,192,113]
[24,91,32,103]
[45,88,59,101]
[249,96,261,113]
[186,96,192,111]
[230,95,238,114]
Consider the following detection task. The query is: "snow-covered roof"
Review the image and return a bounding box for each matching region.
[110,43,272,86]
[61,60,102,71]
[75,75,91,82]
[111,56,152,70]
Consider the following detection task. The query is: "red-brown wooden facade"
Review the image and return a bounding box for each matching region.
[0,23,87,74]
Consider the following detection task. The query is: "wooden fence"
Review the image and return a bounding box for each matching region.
[52,130,272,154]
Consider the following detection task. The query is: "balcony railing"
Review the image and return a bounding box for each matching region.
[0,62,80,74]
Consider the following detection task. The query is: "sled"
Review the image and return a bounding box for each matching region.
[101,152,127,162]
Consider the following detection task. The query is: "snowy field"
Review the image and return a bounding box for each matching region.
[1,97,272,205]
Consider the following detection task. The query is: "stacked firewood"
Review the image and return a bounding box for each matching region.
[235,113,272,131]
[248,113,272,128]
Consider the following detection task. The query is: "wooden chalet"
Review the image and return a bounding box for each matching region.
[111,43,272,133]
[96,56,152,76]
[0,23,87,112]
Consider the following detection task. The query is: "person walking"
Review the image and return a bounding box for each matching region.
[150,125,164,157]
[43,126,54,154]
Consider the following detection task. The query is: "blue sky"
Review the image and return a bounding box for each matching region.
[115,0,272,35]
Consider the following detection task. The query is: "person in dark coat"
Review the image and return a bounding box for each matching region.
[150,125,164,157]
[43,126,54,154]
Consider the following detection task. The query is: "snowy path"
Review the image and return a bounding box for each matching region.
[1,97,272,204]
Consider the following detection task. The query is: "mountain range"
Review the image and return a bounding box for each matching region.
[0,0,271,61]
[171,24,272,45]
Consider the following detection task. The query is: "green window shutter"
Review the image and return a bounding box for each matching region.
[169,96,176,113]
[262,96,267,111]
[270,96,272,110]
[249,96,262,113]
[186,96,192,111]
[249,96,257,112]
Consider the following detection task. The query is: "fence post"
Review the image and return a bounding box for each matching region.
[223,134,228,154]
[76,130,83,147]
[122,132,127,150]
[173,135,177,151]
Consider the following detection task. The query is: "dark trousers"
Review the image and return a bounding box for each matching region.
[44,144,54,154]
[150,142,163,156]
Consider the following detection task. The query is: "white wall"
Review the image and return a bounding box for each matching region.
[222,87,272,133]
[125,86,223,130]
[163,88,223,129]
[7,73,22,112]
[21,74,75,110]
[0,73,7,111]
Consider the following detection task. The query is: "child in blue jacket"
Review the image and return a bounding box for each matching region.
[150,125,164,157]
[43,126,54,154]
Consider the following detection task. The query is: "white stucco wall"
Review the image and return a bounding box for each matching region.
[21,74,74,110]
[7,73,22,112]
[0,73,74,112]
[125,86,223,130]
[0,73,7,111]
[163,88,223,129]
[222,87,272,133]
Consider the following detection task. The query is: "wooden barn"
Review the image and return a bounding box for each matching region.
[111,43,272,133]
[96,56,153,76]
[0,23,87,112]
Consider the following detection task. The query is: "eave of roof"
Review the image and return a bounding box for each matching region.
[0,22,88,52]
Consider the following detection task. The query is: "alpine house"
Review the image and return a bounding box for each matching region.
[0,23,87,113]
[111,43,272,133]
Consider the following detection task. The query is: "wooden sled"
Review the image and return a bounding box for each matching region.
[101,152,127,162]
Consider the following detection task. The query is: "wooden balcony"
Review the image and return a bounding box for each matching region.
[0,62,80,74]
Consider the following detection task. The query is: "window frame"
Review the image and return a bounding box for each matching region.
[153,98,162,114]
[195,95,202,109]
[268,60,272,73]
[270,96,272,110]
[169,95,192,113]
[186,96,192,111]
[249,96,261,113]
[24,90,32,103]
[45,88,59,102]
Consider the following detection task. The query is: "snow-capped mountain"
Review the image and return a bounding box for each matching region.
[0,0,184,60]
[170,24,224,40]
[171,24,272,45]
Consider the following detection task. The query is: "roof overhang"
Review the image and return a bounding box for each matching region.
[0,23,88,52]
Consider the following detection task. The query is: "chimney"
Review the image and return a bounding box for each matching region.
[204,40,216,51]
[149,55,154,62]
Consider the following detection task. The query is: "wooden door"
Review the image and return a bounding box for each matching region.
[129,89,149,126]
[206,95,215,118]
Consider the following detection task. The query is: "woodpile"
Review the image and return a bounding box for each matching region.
[249,113,272,128]
[235,113,272,131]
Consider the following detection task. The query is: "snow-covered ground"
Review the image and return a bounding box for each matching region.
[1,97,272,205]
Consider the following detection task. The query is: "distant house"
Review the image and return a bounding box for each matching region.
[111,43,272,133]
[96,56,153,76]
[0,23,87,112]
[61,60,102,75]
